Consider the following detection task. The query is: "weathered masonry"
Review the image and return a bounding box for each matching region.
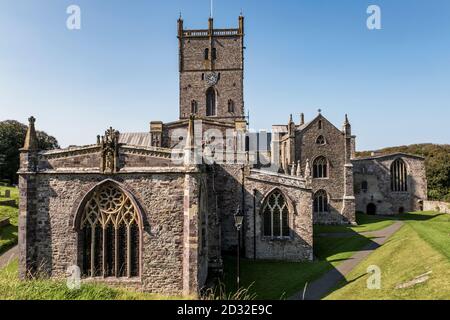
[19,15,427,296]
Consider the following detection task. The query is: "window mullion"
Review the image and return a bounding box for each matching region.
[115,226,119,277]
[102,226,106,278]
[127,224,131,278]
[90,226,95,277]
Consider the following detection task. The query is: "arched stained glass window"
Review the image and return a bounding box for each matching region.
[80,183,141,278]
[313,190,329,214]
[391,159,408,192]
[313,156,328,178]
[262,190,290,238]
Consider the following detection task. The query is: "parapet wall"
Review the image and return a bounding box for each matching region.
[423,200,450,214]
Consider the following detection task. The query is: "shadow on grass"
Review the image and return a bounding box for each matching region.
[217,217,385,300]
[398,211,446,222]
[0,225,18,255]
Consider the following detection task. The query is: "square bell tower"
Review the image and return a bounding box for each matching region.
[178,16,245,123]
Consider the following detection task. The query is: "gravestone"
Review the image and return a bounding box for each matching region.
[4,190,10,198]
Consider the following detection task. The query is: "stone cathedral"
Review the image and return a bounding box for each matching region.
[18,16,427,296]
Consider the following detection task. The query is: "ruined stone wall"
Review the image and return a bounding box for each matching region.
[353,155,427,215]
[243,170,313,261]
[423,200,450,214]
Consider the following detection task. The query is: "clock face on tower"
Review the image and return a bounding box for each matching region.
[205,72,218,86]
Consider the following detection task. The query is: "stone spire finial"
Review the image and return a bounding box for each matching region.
[184,114,198,165]
[291,162,296,176]
[300,113,305,126]
[343,114,351,135]
[186,114,195,150]
[23,116,39,151]
[305,159,311,178]
[296,160,302,177]
[318,108,322,114]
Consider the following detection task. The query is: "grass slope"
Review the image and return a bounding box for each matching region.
[221,214,394,299]
[315,212,395,234]
[0,260,186,300]
[325,212,450,300]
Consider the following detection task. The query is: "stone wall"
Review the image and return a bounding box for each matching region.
[296,114,354,224]
[353,154,427,215]
[243,170,313,261]
[423,200,450,214]
[19,146,209,296]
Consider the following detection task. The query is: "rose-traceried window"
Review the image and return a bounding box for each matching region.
[80,183,141,278]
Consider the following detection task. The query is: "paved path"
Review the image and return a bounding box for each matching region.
[290,221,404,300]
[0,245,18,270]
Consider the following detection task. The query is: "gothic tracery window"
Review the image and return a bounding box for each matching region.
[391,159,408,192]
[314,190,329,214]
[313,156,328,178]
[316,135,326,145]
[206,87,216,116]
[262,190,290,238]
[80,183,141,278]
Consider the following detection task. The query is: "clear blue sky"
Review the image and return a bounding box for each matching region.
[0,0,449,150]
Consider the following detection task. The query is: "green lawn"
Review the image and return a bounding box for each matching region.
[0,186,19,254]
[325,212,450,300]
[314,212,396,234]
[0,260,187,300]
[222,216,380,299]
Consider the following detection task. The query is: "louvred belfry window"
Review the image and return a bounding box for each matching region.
[80,183,141,278]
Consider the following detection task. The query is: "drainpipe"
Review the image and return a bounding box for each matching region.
[253,189,257,260]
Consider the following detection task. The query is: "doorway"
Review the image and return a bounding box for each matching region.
[367,203,377,215]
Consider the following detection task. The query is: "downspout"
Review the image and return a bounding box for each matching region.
[253,189,257,260]
[241,165,246,256]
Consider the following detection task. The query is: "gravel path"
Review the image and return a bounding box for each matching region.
[0,245,18,270]
[290,221,404,300]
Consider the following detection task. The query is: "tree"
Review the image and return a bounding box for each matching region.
[0,120,59,184]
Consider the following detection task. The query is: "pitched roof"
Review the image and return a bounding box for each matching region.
[119,133,152,148]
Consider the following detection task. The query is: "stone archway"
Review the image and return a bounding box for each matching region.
[367,203,377,215]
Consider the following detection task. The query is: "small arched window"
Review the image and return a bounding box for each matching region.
[212,48,217,60]
[191,100,198,114]
[204,48,209,60]
[361,181,368,192]
[316,135,326,145]
[313,156,328,178]
[80,183,141,278]
[391,159,408,192]
[228,100,235,113]
[314,190,329,214]
[318,120,322,130]
[262,190,290,238]
[206,87,216,116]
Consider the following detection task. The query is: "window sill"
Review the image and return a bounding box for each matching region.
[262,236,292,242]
[82,277,142,284]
